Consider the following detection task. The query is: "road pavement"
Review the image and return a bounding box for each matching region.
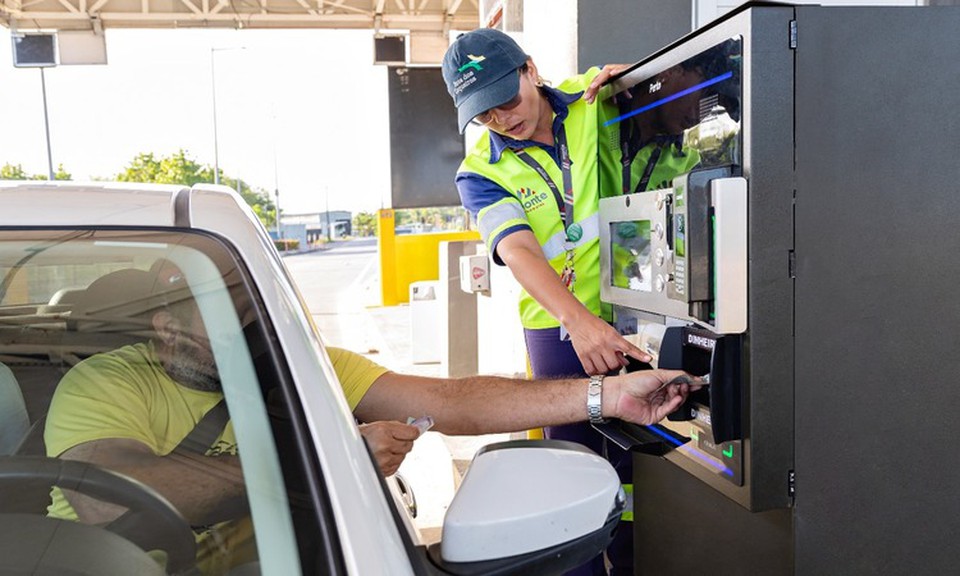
[284,239,512,540]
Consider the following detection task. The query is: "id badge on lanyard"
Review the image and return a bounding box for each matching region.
[559,248,576,342]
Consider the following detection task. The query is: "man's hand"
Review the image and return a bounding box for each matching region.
[583,63,631,104]
[606,370,701,425]
[359,421,422,476]
[567,313,652,375]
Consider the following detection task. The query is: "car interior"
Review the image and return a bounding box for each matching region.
[0,230,337,576]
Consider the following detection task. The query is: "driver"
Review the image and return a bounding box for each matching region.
[45,262,697,574]
[44,266,252,575]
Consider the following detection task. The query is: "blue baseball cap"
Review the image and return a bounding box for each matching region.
[442,28,529,133]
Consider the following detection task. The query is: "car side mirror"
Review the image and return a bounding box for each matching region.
[428,440,625,576]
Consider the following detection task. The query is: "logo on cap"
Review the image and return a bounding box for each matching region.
[458,54,486,73]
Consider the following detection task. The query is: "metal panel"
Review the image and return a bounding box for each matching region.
[735,4,796,513]
[711,177,747,333]
[633,454,792,576]
[793,6,960,574]
[387,67,463,209]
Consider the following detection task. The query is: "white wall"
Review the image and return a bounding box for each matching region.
[522,0,579,83]
[476,247,528,378]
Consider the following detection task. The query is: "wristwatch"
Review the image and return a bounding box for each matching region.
[587,374,608,424]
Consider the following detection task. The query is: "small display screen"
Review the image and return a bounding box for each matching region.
[610,221,652,292]
[675,213,686,258]
[598,37,742,195]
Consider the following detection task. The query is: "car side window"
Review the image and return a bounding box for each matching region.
[0,230,329,576]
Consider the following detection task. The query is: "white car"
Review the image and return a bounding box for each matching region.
[0,181,624,576]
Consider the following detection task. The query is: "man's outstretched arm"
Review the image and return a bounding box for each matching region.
[353,369,697,436]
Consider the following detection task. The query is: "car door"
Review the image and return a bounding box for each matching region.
[0,227,415,575]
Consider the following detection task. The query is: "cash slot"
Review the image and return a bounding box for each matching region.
[658,326,742,444]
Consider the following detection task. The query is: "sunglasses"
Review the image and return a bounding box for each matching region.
[472,68,526,126]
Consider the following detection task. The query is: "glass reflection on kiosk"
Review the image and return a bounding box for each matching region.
[603,37,742,196]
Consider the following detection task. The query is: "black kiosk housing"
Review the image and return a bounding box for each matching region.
[593,3,960,574]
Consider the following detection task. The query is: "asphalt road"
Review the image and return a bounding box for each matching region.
[283,238,380,353]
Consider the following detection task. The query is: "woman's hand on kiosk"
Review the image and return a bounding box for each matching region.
[567,313,651,375]
[607,370,702,425]
[583,64,631,104]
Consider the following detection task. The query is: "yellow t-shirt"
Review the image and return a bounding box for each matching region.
[45,341,234,463]
[327,346,390,410]
[46,343,388,462]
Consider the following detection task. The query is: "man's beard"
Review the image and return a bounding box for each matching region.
[164,334,222,392]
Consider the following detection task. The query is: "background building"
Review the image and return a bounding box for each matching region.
[283,211,353,243]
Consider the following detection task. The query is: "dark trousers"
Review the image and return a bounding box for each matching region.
[524,327,634,576]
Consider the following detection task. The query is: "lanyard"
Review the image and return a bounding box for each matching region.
[621,134,686,194]
[512,124,579,243]
[635,143,664,193]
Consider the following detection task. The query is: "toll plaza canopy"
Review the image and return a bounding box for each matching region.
[0,0,478,32]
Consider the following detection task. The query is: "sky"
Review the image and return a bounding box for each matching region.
[0,28,395,215]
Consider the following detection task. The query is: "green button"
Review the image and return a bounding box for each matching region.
[722,444,734,458]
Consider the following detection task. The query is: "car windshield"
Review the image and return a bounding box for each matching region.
[0,229,319,576]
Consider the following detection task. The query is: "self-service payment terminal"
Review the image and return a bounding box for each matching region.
[590,4,960,575]
[595,35,757,496]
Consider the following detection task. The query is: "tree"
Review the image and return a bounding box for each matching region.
[0,163,29,180]
[1,162,71,180]
[52,164,72,181]
[116,150,212,186]
[352,212,377,237]
[115,150,275,226]
[394,207,470,231]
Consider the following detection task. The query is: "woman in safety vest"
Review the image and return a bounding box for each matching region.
[442,29,648,576]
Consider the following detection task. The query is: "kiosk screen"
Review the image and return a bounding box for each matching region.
[601,37,742,194]
[610,221,652,292]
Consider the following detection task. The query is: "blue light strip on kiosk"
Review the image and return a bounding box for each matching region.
[602,71,734,127]
[644,424,735,477]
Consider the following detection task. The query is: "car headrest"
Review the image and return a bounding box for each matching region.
[69,268,185,333]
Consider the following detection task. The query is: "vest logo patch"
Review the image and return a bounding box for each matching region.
[518,187,550,213]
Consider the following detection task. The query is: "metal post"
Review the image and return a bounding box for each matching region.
[210,48,220,185]
[275,188,281,240]
[325,189,332,241]
[273,144,281,240]
[39,68,54,180]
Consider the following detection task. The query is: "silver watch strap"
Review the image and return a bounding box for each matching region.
[587,374,607,424]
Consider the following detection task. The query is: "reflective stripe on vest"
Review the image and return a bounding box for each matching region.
[541,213,599,261]
[478,200,528,246]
